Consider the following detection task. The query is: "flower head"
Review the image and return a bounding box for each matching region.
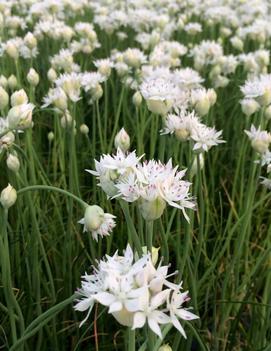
[74,245,198,337]
[78,205,116,241]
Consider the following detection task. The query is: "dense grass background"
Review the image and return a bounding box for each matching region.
[1,5,271,351]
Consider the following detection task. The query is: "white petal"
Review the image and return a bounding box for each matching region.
[151,289,170,309]
[176,309,199,321]
[171,316,187,339]
[132,312,146,329]
[94,292,116,306]
[109,301,123,313]
[74,297,94,312]
[151,310,170,324]
[125,298,140,312]
[148,317,162,338]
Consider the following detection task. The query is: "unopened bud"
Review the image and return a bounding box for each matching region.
[132,91,142,107]
[60,111,73,128]
[11,89,28,106]
[47,68,57,82]
[24,32,37,49]
[114,128,130,152]
[6,153,20,172]
[48,131,54,142]
[241,99,260,117]
[91,84,103,100]
[6,43,19,60]
[0,75,8,89]
[83,205,105,232]
[80,123,89,135]
[0,86,9,110]
[0,184,17,209]
[27,68,39,87]
[8,75,18,90]
[158,345,172,351]
[195,97,210,116]
[138,197,166,221]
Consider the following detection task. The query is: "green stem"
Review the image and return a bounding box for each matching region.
[146,221,154,252]
[127,328,135,351]
[17,185,88,208]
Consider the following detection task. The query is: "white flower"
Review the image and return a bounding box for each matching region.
[132,289,170,338]
[55,73,82,102]
[245,124,271,154]
[78,205,116,241]
[42,88,68,111]
[162,109,201,141]
[168,290,199,339]
[74,245,198,337]
[241,74,271,105]
[260,177,271,189]
[116,159,195,221]
[173,68,204,90]
[140,77,179,115]
[190,124,225,152]
[184,22,202,35]
[87,149,143,197]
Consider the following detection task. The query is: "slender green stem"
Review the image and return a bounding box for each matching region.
[17,185,88,208]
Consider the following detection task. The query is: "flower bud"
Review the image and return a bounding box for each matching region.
[6,43,19,60]
[6,153,20,172]
[114,128,130,152]
[257,88,271,106]
[48,131,54,142]
[207,89,217,106]
[24,32,37,49]
[0,132,15,149]
[124,50,140,68]
[147,99,173,115]
[7,106,21,128]
[251,139,270,154]
[220,27,231,37]
[175,128,190,141]
[191,153,204,177]
[62,27,74,42]
[141,246,160,265]
[97,62,111,77]
[0,184,17,209]
[54,91,68,111]
[195,96,210,116]
[0,86,9,110]
[231,37,243,51]
[11,89,28,106]
[213,75,229,88]
[7,103,34,129]
[27,68,39,87]
[47,68,57,82]
[241,99,260,117]
[91,84,103,101]
[138,197,167,221]
[60,111,73,128]
[132,91,142,107]
[0,75,8,88]
[8,75,18,90]
[158,345,172,351]
[80,123,89,135]
[83,205,105,232]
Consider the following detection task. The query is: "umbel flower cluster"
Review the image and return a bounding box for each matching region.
[74,245,198,338]
[88,149,195,221]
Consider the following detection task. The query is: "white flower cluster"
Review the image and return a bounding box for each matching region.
[162,109,224,153]
[88,149,195,221]
[74,245,198,338]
